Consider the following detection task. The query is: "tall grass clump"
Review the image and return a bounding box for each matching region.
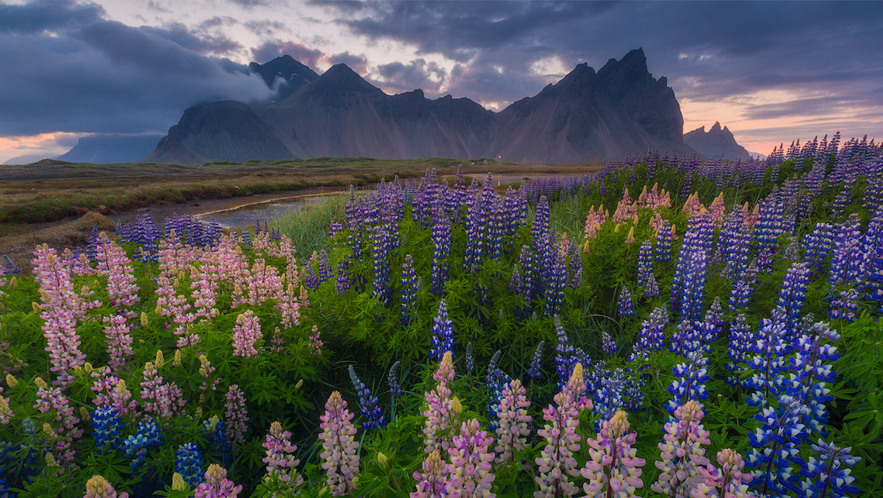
[273,193,349,257]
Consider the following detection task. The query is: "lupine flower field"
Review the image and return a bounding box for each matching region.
[1,133,883,498]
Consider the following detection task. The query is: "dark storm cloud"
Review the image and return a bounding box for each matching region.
[318,0,883,130]
[251,40,324,67]
[375,58,446,93]
[0,0,104,33]
[141,22,242,56]
[243,19,288,37]
[0,1,272,136]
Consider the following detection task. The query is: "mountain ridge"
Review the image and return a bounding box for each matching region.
[683,121,752,161]
[145,49,700,164]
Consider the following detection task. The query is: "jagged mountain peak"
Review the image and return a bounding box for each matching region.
[684,122,751,161]
[249,55,319,101]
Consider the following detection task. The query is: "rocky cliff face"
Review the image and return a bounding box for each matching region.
[684,122,751,161]
[248,55,319,102]
[147,50,694,164]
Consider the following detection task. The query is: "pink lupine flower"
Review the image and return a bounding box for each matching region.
[319,391,360,496]
[652,400,712,497]
[198,355,220,391]
[411,451,454,498]
[448,418,496,498]
[637,183,672,211]
[242,258,284,307]
[308,325,323,356]
[270,327,286,354]
[189,270,219,320]
[195,464,243,498]
[691,449,753,498]
[103,314,133,373]
[232,310,262,358]
[581,410,646,497]
[708,193,727,227]
[262,421,304,492]
[34,385,82,466]
[139,361,185,419]
[85,475,129,498]
[0,386,12,424]
[225,384,249,447]
[94,233,139,308]
[494,379,531,462]
[424,353,455,454]
[683,193,706,218]
[39,306,85,387]
[276,283,302,329]
[612,189,638,224]
[583,205,606,243]
[534,363,589,498]
[91,367,137,416]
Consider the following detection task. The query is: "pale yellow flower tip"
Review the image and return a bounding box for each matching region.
[451,396,463,415]
[5,374,17,388]
[141,312,149,327]
[84,362,93,375]
[376,452,390,471]
[173,349,182,367]
[34,377,47,389]
[172,473,186,491]
[154,350,164,369]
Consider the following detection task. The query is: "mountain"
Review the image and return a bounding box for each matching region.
[3,153,55,165]
[56,134,164,164]
[683,122,751,161]
[147,49,696,164]
[248,55,320,102]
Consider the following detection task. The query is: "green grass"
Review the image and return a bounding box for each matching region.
[272,193,350,257]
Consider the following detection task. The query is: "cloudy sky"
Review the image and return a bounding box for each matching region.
[1,0,881,163]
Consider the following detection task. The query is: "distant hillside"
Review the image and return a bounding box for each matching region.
[683,122,751,161]
[58,134,165,164]
[146,48,698,164]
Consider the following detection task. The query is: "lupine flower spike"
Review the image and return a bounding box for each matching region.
[319,391,360,496]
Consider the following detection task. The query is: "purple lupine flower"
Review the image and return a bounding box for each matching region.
[349,365,386,430]
[335,260,351,296]
[194,464,243,498]
[224,385,249,449]
[371,226,392,307]
[232,310,262,358]
[594,368,627,420]
[617,286,634,318]
[464,342,474,376]
[729,259,759,309]
[430,299,455,361]
[543,251,567,317]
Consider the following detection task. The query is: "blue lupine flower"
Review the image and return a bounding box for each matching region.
[202,417,231,466]
[430,215,451,295]
[617,286,634,318]
[543,252,567,317]
[553,315,576,388]
[788,320,840,438]
[797,440,861,498]
[349,365,386,430]
[629,307,668,362]
[746,394,806,498]
[174,443,204,489]
[601,331,618,356]
[527,341,544,380]
[730,259,759,309]
[802,222,834,274]
[654,220,672,263]
[400,254,418,326]
[725,313,754,386]
[594,368,627,421]
[388,361,402,398]
[90,406,123,453]
[778,261,810,340]
[665,351,709,414]
[464,342,474,376]
[745,314,791,409]
[429,299,455,361]
[371,226,392,307]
